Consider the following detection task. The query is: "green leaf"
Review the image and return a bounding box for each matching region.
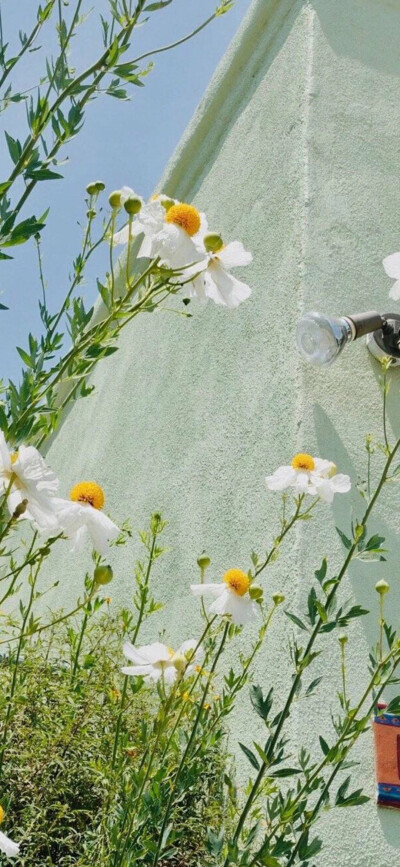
[336,527,352,550]
[145,0,173,8]
[270,767,302,778]
[314,557,327,585]
[284,611,309,631]
[306,676,323,696]
[250,685,273,721]
[4,131,22,164]
[386,697,400,714]
[206,828,224,856]
[25,168,63,181]
[319,736,330,756]
[16,346,33,367]
[238,742,260,770]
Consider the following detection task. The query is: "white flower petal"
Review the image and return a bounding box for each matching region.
[163,666,178,684]
[227,593,259,625]
[313,458,334,476]
[113,224,130,245]
[313,479,335,504]
[389,279,400,301]
[123,641,148,665]
[0,431,11,472]
[121,664,151,677]
[15,445,59,494]
[383,252,400,279]
[218,241,253,269]
[204,265,251,308]
[0,830,20,858]
[209,587,232,616]
[330,473,351,493]
[84,508,119,554]
[265,466,296,491]
[190,583,225,598]
[140,642,171,664]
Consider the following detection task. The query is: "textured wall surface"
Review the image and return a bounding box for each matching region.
[45,0,400,862]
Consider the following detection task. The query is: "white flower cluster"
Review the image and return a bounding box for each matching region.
[122,453,352,687]
[0,431,119,555]
[113,190,252,309]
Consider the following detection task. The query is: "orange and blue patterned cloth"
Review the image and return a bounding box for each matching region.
[374,703,400,808]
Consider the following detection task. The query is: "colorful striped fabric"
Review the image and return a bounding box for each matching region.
[374,704,400,808]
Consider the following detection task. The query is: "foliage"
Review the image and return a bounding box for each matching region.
[0,2,399,866]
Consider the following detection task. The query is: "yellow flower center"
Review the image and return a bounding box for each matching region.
[10,452,18,465]
[69,481,105,510]
[291,453,315,472]
[0,805,5,824]
[165,203,201,236]
[223,568,250,597]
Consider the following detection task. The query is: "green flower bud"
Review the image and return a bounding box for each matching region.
[375,579,390,595]
[108,190,122,209]
[161,198,175,211]
[123,196,142,216]
[150,513,162,534]
[249,584,263,601]
[86,181,105,195]
[197,554,211,570]
[204,233,224,254]
[172,653,187,673]
[94,564,113,586]
[338,634,348,645]
[272,591,285,606]
[12,498,28,519]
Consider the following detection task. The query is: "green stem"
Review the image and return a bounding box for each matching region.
[151,621,230,867]
[110,528,158,770]
[0,556,42,779]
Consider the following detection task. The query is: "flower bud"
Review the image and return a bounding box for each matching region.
[150,512,162,534]
[86,180,105,195]
[94,564,113,586]
[272,591,285,606]
[375,579,390,595]
[338,634,348,645]
[172,653,187,673]
[12,498,28,519]
[249,584,263,601]
[108,190,122,209]
[123,196,142,216]
[161,198,175,211]
[197,554,211,570]
[204,233,224,254]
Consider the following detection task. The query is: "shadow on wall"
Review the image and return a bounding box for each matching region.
[313,364,400,667]
[311,0,400,76]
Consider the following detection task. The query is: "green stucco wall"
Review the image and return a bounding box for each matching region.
[45,0,400,862]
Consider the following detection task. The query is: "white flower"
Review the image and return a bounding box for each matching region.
[52,481,119,554]
[191,569,259,626]
[114,197,207,270]
[0,830,19,859]
[122,639,203,684]
[383,252,400,301]
[265,453,351,504]
[186,241,252,308]
[0,432,59,531]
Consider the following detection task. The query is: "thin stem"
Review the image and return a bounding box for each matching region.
[0,556,42,779]
[110,528,158,770]
[151,622,230,867]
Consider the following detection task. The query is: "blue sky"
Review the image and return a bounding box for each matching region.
[0,0,251,382]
